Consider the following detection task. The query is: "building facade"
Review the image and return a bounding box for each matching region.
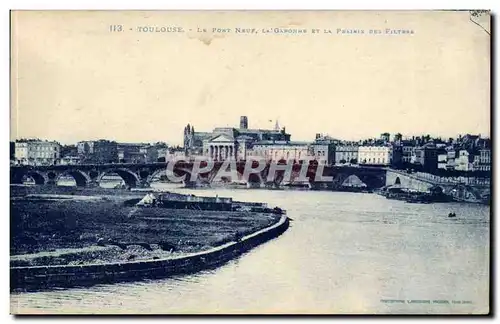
[117,143,147,163]
[248,141,312,162]
[312,135,337,165]
[445,147,457,170]
[15,140,61,166]
[335,145,358,164]
[410,142,439,171]
[437,152,448,170]
[358,145,392,165]
[185,116,292,161]
[59,156,81,165]
[166,147,188,161]
[135,145,159,164]
[391,144,403,166]
[116,143,160,164]
[311,143,335,165]
[77,140,118,164]
[156,147,169,162]
[454,149,474,171]
[478,149,491,171]
[399,140,415,163]
[204,131,239,161]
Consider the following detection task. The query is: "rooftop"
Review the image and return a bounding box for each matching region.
[254,140,309,146]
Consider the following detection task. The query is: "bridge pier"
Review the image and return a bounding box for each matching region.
[247,181,264,189]
[138,181,151,188]
[46,180,58,186]
[86,180,100,188]
[183,180,198,188]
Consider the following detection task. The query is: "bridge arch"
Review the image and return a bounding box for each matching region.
[138,169,150,180]
[429,185,445,195]
[56,170,91,187]
[98,168,141,188]
[448,184,482,202]
[24,171,47,185]
[148,168,168,183]
[356,173,385,189]
[146,168,190,184]
[146,167,196,184]
[146,165,249,186]
[341,174,367,188]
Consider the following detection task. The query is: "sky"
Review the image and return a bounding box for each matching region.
[10,11,490,146]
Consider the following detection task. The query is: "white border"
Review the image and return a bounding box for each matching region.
[2,0,499,10]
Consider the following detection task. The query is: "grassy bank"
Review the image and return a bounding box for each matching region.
[10,186,280,265]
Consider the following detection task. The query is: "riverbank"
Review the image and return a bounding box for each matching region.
[10,185,288,289]
[10,184,148,198]
[11,215,289,291]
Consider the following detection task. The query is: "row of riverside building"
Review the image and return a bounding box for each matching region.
[11,139,169,166]
[11,117,491,174]
[181,117,491,174]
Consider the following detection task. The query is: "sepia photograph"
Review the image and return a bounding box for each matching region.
[9,9,490,315]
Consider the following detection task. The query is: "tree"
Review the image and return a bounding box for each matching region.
[339,159,347,164]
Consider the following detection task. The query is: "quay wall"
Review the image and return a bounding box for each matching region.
[11,215,290,291]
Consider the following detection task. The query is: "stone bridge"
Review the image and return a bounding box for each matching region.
[10,162,387,189]
[386,169,491,202]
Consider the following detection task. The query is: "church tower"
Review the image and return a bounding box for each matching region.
[183,124,194,149]
[274,119,280,131]
[240,116,248,129]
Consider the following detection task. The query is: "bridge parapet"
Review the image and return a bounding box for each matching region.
[387,169,490,187]
[11,162,389,189]
[386,169,491,199]
[411,171,490,188]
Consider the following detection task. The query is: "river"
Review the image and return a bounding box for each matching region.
[10,185,490,314]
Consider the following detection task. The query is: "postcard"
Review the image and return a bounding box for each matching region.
[9,10,490,315]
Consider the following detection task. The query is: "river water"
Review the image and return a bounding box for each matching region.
[10,185,490,314]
